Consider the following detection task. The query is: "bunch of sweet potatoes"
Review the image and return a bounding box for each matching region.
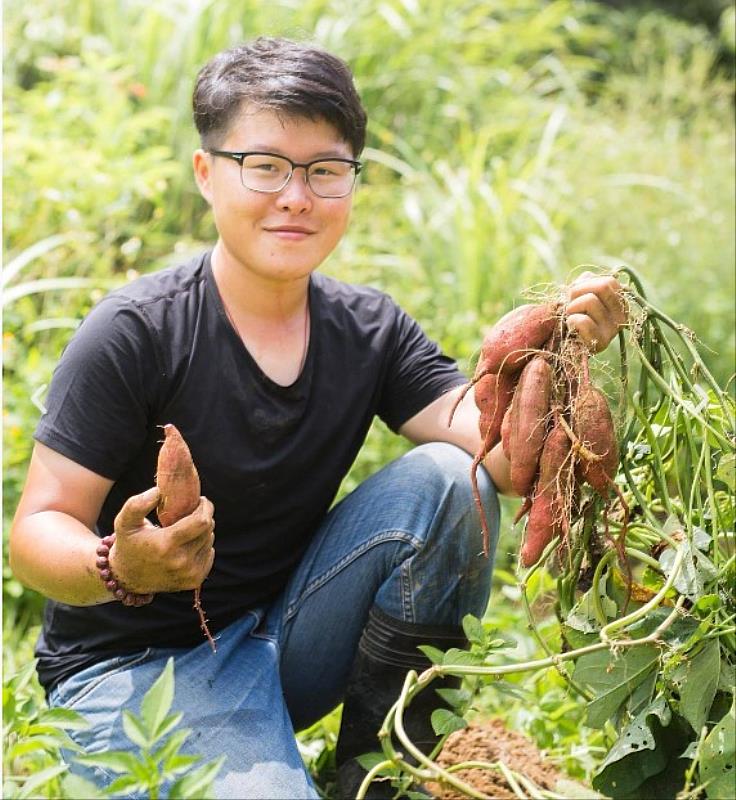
[453,300,620,565]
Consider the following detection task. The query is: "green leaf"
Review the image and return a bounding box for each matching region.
[659,540,718,601]
[38,706,90,730]
[443,648,483,667]
[7,731,83,758]
[490,679,527,700]
[123,710,151,749]
[152,727,191,766]
[462,614,484,645]
[75,750,139,774]
[701,698,736,799]
[140,657,175,742]
[168,755,226,799]
[154,711,183,742]
[105,774,147,796]
[355,752,389,771]
[417,645,445,665]
[574,646,660,728]
[715,452,735,489]
[430,708,467,736]
[679,640,720,733]
[16,764,69,799]
[565,576,618,633]
[162,754,200,776]
[60,772,107,799]
[717,663,736,696]
[434,687,471,709]
[592,696,692,798]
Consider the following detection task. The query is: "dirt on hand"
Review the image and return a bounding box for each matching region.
[425,717,572,799]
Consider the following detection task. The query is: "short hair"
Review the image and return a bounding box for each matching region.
[192,37,367,156]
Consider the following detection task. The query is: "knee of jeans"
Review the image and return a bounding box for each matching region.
[406,442,500,559]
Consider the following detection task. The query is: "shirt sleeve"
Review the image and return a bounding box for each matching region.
[34,295,164,480]
[377,303,467,432]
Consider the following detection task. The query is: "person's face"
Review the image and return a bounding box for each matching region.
[193,106,356,284]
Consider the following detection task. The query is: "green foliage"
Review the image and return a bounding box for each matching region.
[2,657,224,800]
[3,661,85,799]
[75,658,225,799]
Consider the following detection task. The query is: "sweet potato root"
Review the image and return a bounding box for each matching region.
[520,422,572,566]
[501,405,512,460]
[572,385,619,496]
[509,355,553,497]
[475,371,516,448]
[477,303,560,375]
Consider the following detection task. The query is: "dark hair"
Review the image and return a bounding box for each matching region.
[192,37,367,156]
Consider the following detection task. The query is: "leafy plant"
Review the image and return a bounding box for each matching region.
[358,269,735,798]
[73,658,225,799]
[2,658,224,800]
[3,661,86,799]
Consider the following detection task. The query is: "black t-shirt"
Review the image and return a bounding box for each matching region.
[33,251,465,694]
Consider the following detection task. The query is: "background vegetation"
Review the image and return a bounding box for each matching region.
[3,0,735,796]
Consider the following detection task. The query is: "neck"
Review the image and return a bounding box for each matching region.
[210,240,310,323]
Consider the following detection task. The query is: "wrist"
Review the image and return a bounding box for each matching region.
[97,534,154,607]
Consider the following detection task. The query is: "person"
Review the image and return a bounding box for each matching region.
[9,37,626,799]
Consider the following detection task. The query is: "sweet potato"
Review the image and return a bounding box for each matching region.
[156,424,216,653]
[509,355,553,497]
[520,422,572,566]
[477,303,560,375]
[501,405,512,460]
[521,492,557,567]
[156,424,200,527]
[475,371,516,449]
[572,384,619,496]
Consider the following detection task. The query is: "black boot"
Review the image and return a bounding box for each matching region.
[334,606,468,799]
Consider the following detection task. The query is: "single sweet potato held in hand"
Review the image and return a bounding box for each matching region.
[572,384,619,496]
[509,355,553,497]
[156,424,201,527]
[477,303,560,375]
[156,424,216,653]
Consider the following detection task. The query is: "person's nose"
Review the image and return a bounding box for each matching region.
[276,167,313,213]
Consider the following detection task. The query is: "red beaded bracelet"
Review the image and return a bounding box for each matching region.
[95,534,155,607]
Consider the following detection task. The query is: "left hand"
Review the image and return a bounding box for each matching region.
[564,271,627,353]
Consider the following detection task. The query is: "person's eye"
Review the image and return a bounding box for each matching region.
[312,162,348,177]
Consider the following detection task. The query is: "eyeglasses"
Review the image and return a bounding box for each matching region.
[206,150,362,198]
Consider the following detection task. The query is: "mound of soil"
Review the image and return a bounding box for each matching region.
[425,718,571,799]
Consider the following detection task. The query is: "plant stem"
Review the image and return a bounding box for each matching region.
[600,548,685,644]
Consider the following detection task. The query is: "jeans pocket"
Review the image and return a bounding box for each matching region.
[53,649,152,711]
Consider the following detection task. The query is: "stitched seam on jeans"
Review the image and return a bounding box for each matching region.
[58,649,152,711]
[401,560,416,623]
[284,530,421,623]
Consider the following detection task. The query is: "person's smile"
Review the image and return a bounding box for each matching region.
[263,223,318,241]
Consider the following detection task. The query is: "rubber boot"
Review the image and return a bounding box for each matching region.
[334,605,468,799]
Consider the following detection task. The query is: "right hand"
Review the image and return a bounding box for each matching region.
[110,487,215,594]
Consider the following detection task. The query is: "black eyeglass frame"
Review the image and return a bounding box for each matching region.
[206,149,363,198]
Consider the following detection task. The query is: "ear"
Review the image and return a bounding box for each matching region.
[193,149,213,205]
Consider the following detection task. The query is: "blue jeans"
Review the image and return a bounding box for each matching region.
[48,443,500,799]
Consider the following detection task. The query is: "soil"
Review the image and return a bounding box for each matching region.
[425,717,569,799]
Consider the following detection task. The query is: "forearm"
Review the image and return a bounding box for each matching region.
[9,511,112,606]
[483,442,515,496]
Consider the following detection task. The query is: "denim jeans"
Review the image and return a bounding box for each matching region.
[48,443,500,799]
